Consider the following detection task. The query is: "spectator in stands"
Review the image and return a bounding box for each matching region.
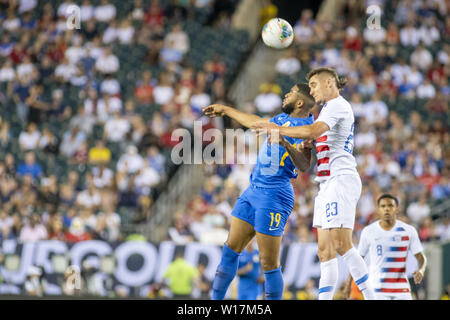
[417,78,436,99]
[153,72,174,105]
[76,183,102,211]
[410,44,433,72]
[253,82,282,116]
[19,122,41,151]
[117,145,144,175]
[96,92,123,123]
[17,151,43,181]
[407,192,431,226]
[88,140,111,165]
[13,74,31,123]
[100,73,121,96]
[60,126,87,158]
[104,111,131,143]
[363,22,387,45]
[65,217,91,242]
[293,9,315,44]
[275,48,301,76]
[166,22,190,55]
[135,70,155,104]
[94,0,116,22]
[19,213,48,243]
[95,47,119,74]
[55,57,77,83]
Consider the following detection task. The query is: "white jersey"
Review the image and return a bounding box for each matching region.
[358,220,423,296]
[314,95,358,183]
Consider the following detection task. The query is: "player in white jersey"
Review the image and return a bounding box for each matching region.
[252,67,375,300]
[345,194,427,300]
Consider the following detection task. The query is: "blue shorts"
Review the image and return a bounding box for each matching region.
[231,183,295,237]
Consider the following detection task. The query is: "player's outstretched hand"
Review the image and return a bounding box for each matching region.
[413,270,424,284]
[202,104,226,118]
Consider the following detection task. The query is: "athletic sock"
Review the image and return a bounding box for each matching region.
[211,243,240,300]
[342,247,375,300]
[318,258,338,300]
[264,267,284,300]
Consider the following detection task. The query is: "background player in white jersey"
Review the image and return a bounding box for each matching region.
[345,194,427,300]
[252,67,375,300]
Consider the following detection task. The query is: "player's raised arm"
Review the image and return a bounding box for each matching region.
[203,104,270,128]
[251,121,329,140]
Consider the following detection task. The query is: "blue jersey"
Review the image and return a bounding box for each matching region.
[250,113,314,188]
[237,249,262,300]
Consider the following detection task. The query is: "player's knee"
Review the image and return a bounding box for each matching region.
[332,239,352,256]
[224,240,244,254]
[259,255,278,272]
[317,244,335,262]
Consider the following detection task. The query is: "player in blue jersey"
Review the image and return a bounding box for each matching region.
[237,239,264,300]
[203,83,315,300]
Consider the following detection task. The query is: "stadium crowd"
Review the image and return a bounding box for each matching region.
[0,0,237,245]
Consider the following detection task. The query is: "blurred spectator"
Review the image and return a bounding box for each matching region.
[237,239,263,300]
[104,111,131,143]
[417,78,436,99]
[76,184,101,210]
[162,23,190,58]
[363,24,386,44]
[293,9,315,44]
[153,72,175,105]
[407,192,431,226]
[94,0,116,22]
[135,71,155,104]
[275,49,301,76]
[70,106,96,136]
[97,203,121,242]
[17,151,43,180]
[65,217,91,242]
[410,44,433,72]
[168,212,195,244]
[19,122,41,151]
[254,82,282,115]
[19,213,48,243]
[117,145,144,175]
[400,21,420,47]
[95,47,119,74]
[89,140,111,165]
[60,126,87,158]
[24,266,45,297]
[419,216,439,242]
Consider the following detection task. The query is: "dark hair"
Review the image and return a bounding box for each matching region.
[377,194,399,206]
[306,67,348,90]
[295,83,315,108]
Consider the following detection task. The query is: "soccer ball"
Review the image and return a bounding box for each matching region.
[261,18,294,49]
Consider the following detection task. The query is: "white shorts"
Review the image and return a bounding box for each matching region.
[313,174,362,230]
[374,293,413,300]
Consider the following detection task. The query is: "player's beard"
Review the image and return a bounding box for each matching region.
[281,101,295,114]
